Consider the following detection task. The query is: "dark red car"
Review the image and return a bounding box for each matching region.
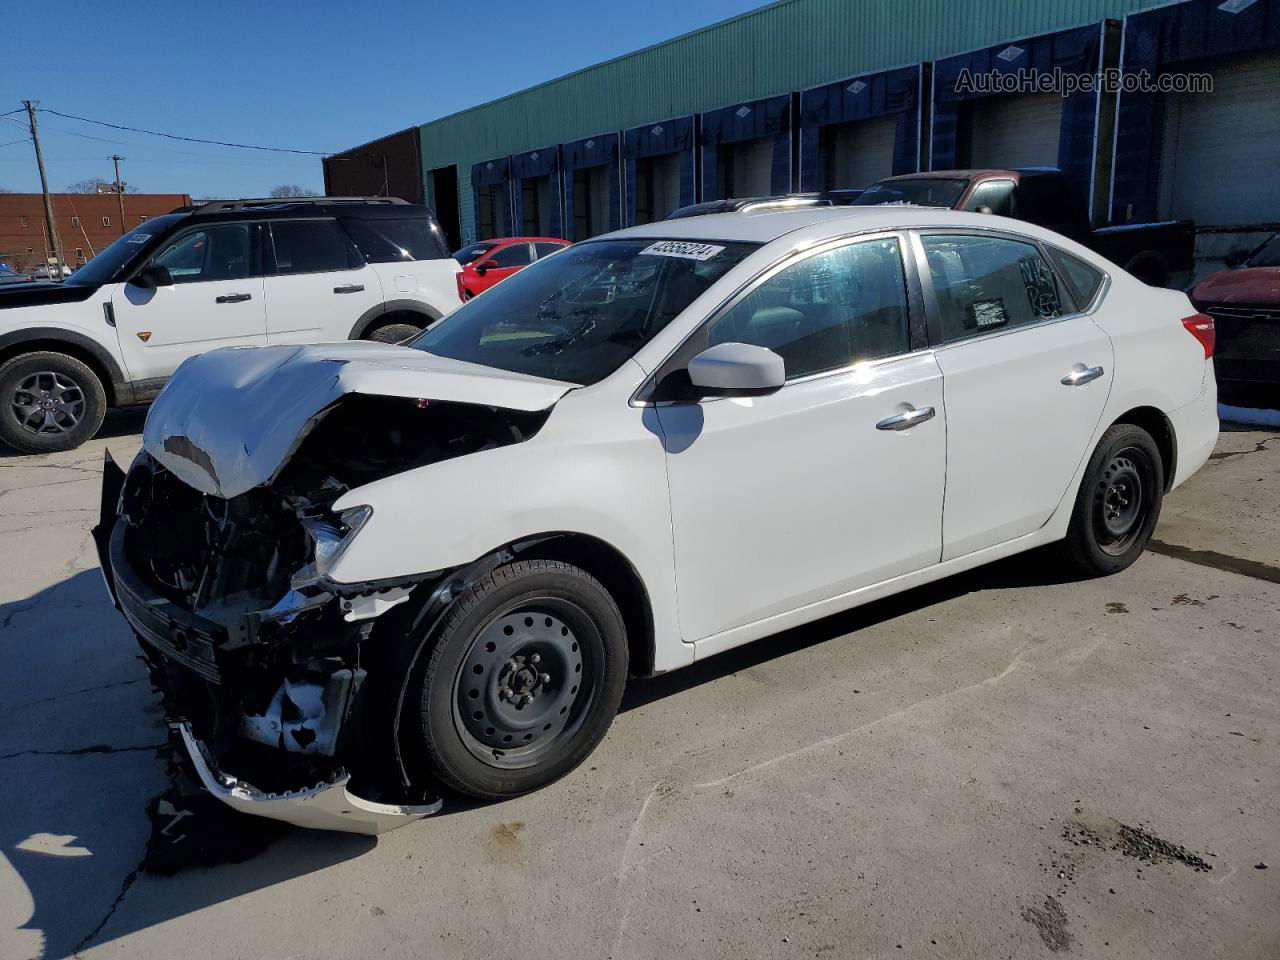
[1191,233,1280,394]
[453,237,570,299]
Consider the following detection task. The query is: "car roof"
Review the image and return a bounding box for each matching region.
[601,205,1042,246]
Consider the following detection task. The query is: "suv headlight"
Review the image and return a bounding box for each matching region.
[294,505,372,586]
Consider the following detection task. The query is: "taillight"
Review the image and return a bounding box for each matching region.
[455,272,467,302]
[1182,312,1215,358]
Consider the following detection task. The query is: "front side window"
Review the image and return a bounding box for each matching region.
[412,239,756,385]
[453,242,496,266]
[152,224,253,283]
[487,243,532,268]
[706,237,911,380]
[921,234,1063,344]
[269,219,359,274]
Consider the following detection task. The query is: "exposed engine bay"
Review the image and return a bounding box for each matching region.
[98,392,551,833]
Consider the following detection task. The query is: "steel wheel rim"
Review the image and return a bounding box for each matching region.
[1092,447,1151,556]
[9,371,85,436]
[452,596,601,770]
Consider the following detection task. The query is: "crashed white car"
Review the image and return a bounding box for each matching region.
[97,206,1218,833]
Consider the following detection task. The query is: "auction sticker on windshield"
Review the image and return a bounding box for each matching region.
[640,241,726,261]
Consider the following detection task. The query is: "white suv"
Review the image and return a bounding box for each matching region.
[0,197,461,453]
[99,206,1218,833]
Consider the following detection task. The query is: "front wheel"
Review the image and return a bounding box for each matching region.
[0,351,107,454]
[1062,424,1165,576]
[410,559,628,800]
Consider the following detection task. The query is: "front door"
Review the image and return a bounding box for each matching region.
[262,218,383,344]
[473,242,533,295]
[912,231,1114,560]
[656,234,946,643]
[111,221,267,382]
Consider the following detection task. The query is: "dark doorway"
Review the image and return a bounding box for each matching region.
[430,165,461,251]
[634,153,682,224]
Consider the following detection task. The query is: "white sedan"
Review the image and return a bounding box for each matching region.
[100,205,1218,832]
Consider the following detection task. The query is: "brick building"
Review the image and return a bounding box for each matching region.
[0,192,192,274]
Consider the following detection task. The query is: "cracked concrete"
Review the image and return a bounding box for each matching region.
[1,415,1278,959]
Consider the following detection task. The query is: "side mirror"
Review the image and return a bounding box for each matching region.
[131,264,174,290]
[474,261,490,276]
[976,205,994,215]
[1223,250,1249,268]
[687,342,785,398]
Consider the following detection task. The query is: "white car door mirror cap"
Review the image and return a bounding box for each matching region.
[687,342,785,398]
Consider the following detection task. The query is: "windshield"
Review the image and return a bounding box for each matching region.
[1246,233,1280,268]
[412,238,757,384]
[854,178,968,209]
[453,242,497,266]
[64,214,187,287]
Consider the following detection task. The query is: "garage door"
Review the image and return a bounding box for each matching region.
[819,114,898,190]
[1158,49,1280,227]
[716,138,774,198]
[965,92,1063,169]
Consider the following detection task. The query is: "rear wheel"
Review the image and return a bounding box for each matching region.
[0,351,107,454]
[365,321,422,344]
[1063,424,1164,576]
[410,559,628,800]
[1124,252,1170,288]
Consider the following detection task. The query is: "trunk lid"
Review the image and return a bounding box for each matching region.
[143,342,573,498]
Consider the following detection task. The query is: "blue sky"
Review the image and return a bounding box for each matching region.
[2,0,766,199]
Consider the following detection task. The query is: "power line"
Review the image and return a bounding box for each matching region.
[38,108,334,155]
[0,138,30,149]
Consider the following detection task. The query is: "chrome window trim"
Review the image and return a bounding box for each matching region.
[906,227,1111,353]
[631,227,920,406]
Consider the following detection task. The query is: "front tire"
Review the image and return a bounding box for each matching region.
[0,351,107,454]
[411,559,628,800]
[1063,424,1164,576]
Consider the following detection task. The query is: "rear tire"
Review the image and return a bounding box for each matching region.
[409,559,627,801]
[1124,252,1170,288]
[1062,424,1164,576]
[365,322,422,344]
[0,351,107,454]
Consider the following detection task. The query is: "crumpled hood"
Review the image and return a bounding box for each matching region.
[142,342,573,498]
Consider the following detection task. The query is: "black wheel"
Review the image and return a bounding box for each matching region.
[1124,252,1170,288]
[0,351,107,454]
[365,322,422,344]
[411,559,627,800]
[1063,424,1164,576]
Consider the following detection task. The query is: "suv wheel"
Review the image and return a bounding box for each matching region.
[0,351,107,454]
[366,322,422,344]
[410,559,628,800]
[1062,424,1164,576]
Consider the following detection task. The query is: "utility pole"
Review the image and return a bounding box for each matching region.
[24,100,64,272]
[111,155,126,234]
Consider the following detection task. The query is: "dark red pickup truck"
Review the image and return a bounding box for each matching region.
[855,168,1196,288]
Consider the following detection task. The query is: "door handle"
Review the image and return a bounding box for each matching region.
[333,284,365,294]
[876,406,936,431]
[215,293,252,304]
[1061,364,1105,386]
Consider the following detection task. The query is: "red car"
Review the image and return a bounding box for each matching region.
[453,237,570,299]
[1190,232,1280,395]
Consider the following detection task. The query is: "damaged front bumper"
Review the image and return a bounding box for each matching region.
[95,452,446,835]
[179,724,441,835]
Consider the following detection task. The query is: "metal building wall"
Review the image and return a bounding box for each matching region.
[418,0,1168,242]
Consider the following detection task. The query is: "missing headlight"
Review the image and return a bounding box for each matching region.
[294,505,373,587]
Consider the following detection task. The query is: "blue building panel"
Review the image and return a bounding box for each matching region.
[799,64,922,191]
[510,146,564,238]
[932,24,1102,196]
[561,132,623,235]
[471,157,514,240]
[700,94,793,199]
[622,116,697,225]
[1111,0,1280,223]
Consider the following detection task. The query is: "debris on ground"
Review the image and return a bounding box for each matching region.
[1021,895,1072,952]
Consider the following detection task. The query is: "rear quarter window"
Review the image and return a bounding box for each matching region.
[340,216,449,263]
[1046,247,1106,308]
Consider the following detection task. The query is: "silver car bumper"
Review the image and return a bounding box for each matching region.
[179,724,442,835]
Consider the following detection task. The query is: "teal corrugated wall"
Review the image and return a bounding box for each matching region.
[419,0,1167,242]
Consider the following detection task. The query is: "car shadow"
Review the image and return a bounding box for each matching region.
[0,569,372,958]
[0,407,148,458]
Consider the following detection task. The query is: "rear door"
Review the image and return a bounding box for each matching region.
[340,214,462,320]
[111,221,267,381]
[261,218,383,344]
[912,230,1113,560]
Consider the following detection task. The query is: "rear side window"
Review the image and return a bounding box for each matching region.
[488,244,533,268]
[921,234,1063,344]
[269,220,360,274]
[535,242,566,259]
[963,179,1016,217]
[1046,247,1105,308]
[341,216,449,263]
[708,237,911,380]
